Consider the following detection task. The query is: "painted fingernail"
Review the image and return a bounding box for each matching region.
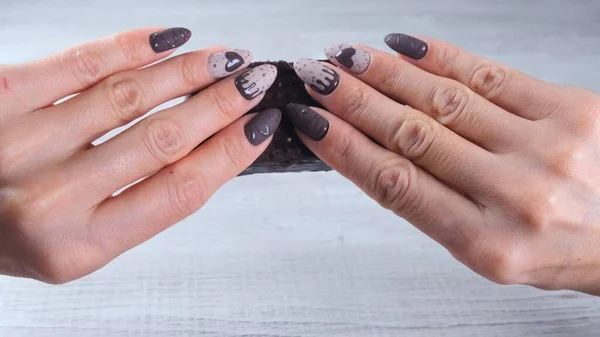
[234,64,278,100]
[384,33,428,60]
[245,108,282,146]
[284,103,329,141]
[208,49,253,79]
[324,44,371,74]
[293,59,340,95]
[149,27,192,53]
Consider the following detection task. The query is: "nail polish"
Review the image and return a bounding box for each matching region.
[234,65,278,100]
[208,49,253,79]
[245,108,282,146]
[149,27,192,53]
[293,59,340,95]
[384,33,428,60]
[284,103,329,141]
[324,44,371,74]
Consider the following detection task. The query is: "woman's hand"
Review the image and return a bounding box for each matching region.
[0,27,281,283]
[286,34,600,295]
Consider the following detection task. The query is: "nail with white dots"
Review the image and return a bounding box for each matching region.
[149,27,191,53]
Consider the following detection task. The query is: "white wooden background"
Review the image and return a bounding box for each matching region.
[1,0,600,336]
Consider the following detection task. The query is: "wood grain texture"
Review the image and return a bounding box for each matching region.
[1,0,600,336]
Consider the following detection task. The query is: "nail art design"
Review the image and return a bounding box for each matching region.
[149,27,192,53]
[234,64,278,100]
[293,59,340,95]
[324,44,371,74]
[245,108,282,146]
[384,33,428,60]
[284,103,329,141]
[208,49,253,79]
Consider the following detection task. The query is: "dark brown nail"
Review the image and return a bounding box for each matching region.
[149,27,192,53]
[284,103,329,141]
[245,108,282,146]
[384,33,428,60]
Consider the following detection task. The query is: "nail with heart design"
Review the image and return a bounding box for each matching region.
[293,59,340,95]
[324,44,371,74]
[245,108,282,146]
[234,64,278,100]
[149,27,192,53]
[208,49,253,79]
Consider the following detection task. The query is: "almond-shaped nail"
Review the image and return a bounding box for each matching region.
[384,33,428,60]
[324,44,371,74]
[245,108,282,146]
[149,27,191,53]
[293,59,340,95]
[208,49,253,79]
[235,64,278,100]
[284,103,329,141]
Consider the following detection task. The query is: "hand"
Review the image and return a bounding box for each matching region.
[0,27,281,284]
[286,34,600,295]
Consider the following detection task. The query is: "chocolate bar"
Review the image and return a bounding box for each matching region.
[189,61,332,175]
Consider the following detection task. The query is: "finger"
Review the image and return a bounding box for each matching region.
[3,27,191,113]
[323,43,534,152]
[283,104,486,256]
[383,33,565,120]
[34,47,253,152]
[87,109,281,264]
[62,65,277,206]
[293,59,501,198]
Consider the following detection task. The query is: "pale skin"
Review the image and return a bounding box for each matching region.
[1,28,600,296]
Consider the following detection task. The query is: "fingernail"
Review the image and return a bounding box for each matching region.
[293,59,340,95]
[384,33,428,60]
[234,64,278,100]
[208,49,253,79]
[245,108,282,146]
[324,44,371,74]
[149,27,192,53]
[284,103,329,141]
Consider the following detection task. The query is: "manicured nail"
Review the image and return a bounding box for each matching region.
[324,44,371,74]
[384,33,428,60]
[245,108,282,146]
[234,64,278,100]
[149,27,192,53]
[293,59,340,95]
[208,49,253,79]
[284,103,329,141]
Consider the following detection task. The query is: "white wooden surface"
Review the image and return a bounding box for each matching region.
[1,0,600,336]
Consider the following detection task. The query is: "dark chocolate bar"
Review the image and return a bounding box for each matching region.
[189,61,332,175]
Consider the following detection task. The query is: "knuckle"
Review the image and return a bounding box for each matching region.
[379,65,403,90]
[342,87,371,120]
[115,34,144,64]
[106,77,144,123]
[518,193,556,232]
[469,63,509,98]
[207,88,238,120]
[167,169,208,216]
[329,129,357,165]
[549,141,587,178]
[215,137,246,168]
[434,44,460,75]
[432,85,471,125]
[142,118,187,165]
[370,159,415,212]
[391,118,435,161]
[480,246,525,285]
[35,249,78,285]
[180,55,207,87]
[69,47,106,86]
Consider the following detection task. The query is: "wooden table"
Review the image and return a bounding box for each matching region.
[1,0,600,335]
